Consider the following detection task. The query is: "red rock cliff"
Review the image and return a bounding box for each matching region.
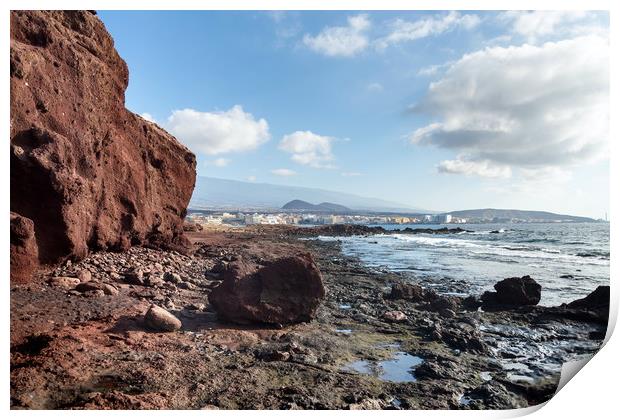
[10,11,197,282]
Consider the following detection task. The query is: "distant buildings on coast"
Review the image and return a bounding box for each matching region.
[186,211,468,227]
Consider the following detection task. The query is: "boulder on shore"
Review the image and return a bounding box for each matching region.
[10,11,196,283]
[566,286,610,323]
[144,305,182,332]
[387,282,425,302]
[481,275,541,309]
[209,254,325,325]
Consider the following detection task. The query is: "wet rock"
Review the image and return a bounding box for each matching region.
[387,282,424,301]
[209,254,325,325]
[48,276,80,290]
[10,11,196,273]
[144,305,182,332]
[462,295,482,311]
[428,295,461,313]
[481,276,541,309]
[565,286,610,323]
[382,310,407,323]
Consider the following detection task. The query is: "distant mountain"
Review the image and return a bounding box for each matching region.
[190,176,426,212]
[282,200,350,212]
[443,208,596,222]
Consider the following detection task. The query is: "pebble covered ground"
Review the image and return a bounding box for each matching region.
[10,227,606,409]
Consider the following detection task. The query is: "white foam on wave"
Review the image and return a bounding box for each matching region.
[386,234,608,266]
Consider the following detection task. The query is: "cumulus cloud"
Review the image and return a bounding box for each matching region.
[499,11,601,42]
[166,105,270,155]
[271,168,297,177]
[376,11,481,50]
[303,14,371,57]
[246,175,257,182]
[279,131,335,168]
[437,158,511,178]
[341,171,362,177]
[411,35,609,177]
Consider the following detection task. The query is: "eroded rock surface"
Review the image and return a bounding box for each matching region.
[10,11,196,283]
[209,254,325,325]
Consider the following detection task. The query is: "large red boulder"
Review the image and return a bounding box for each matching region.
[10,212,39,284]
[209,254,325,325]
[10,11,196,280]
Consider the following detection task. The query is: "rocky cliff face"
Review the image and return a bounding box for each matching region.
[10,11,197,282]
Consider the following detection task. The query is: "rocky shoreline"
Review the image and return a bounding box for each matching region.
[10,226,607,410]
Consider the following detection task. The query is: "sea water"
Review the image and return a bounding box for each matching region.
[319,222,609,306]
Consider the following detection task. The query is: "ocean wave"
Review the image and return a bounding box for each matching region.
[386,234,609,265]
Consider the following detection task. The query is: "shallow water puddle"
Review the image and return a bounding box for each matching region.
[343,351,424,382]
[336,329,353,335]
[339,304,352,310]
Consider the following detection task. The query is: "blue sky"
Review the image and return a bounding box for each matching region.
[98,10,609,217]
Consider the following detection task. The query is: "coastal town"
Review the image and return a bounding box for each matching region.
[186,211,463,227]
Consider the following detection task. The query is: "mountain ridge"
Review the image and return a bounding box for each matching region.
[282,200,351,212]
[190,176,427,212]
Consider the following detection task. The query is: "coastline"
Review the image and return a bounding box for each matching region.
[10,225,607,409]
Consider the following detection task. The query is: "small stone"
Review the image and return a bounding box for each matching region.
[349,399,384,410]
[188,303,206,311]
[178,281,195,290]
[144,305,182,332]
[75,282,102,292]
[102,284,119,296]
[77,269,92,282]
[124,269,144,285]
[48,276,80,289]
[383,310,408,323]
[164,272,182,283]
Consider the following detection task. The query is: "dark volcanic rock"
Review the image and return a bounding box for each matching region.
[482,276,541,309]
[566,286,610,323]
[10,212,39,283]
[209,254,325,325]
[387,282,425,301]
[10,11,196,275]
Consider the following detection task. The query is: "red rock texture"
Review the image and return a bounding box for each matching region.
[10,11,196,282]
[209,254,326,325]
[10,212,39,284]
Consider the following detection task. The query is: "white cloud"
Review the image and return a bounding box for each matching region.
[140,112,156,123]
[417,61,454,77]
[411,36,609,177]
[376,11,481,50]
[499,11,592,43]
[341,171,362,177]
[437,158,511,178]
[246,175,257,182]
[279,131,335,168]
[166,105,270,155]
[366,82,384,92]
[271,168,297,177]
[209,158,231,167]
[303,14,371,57]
